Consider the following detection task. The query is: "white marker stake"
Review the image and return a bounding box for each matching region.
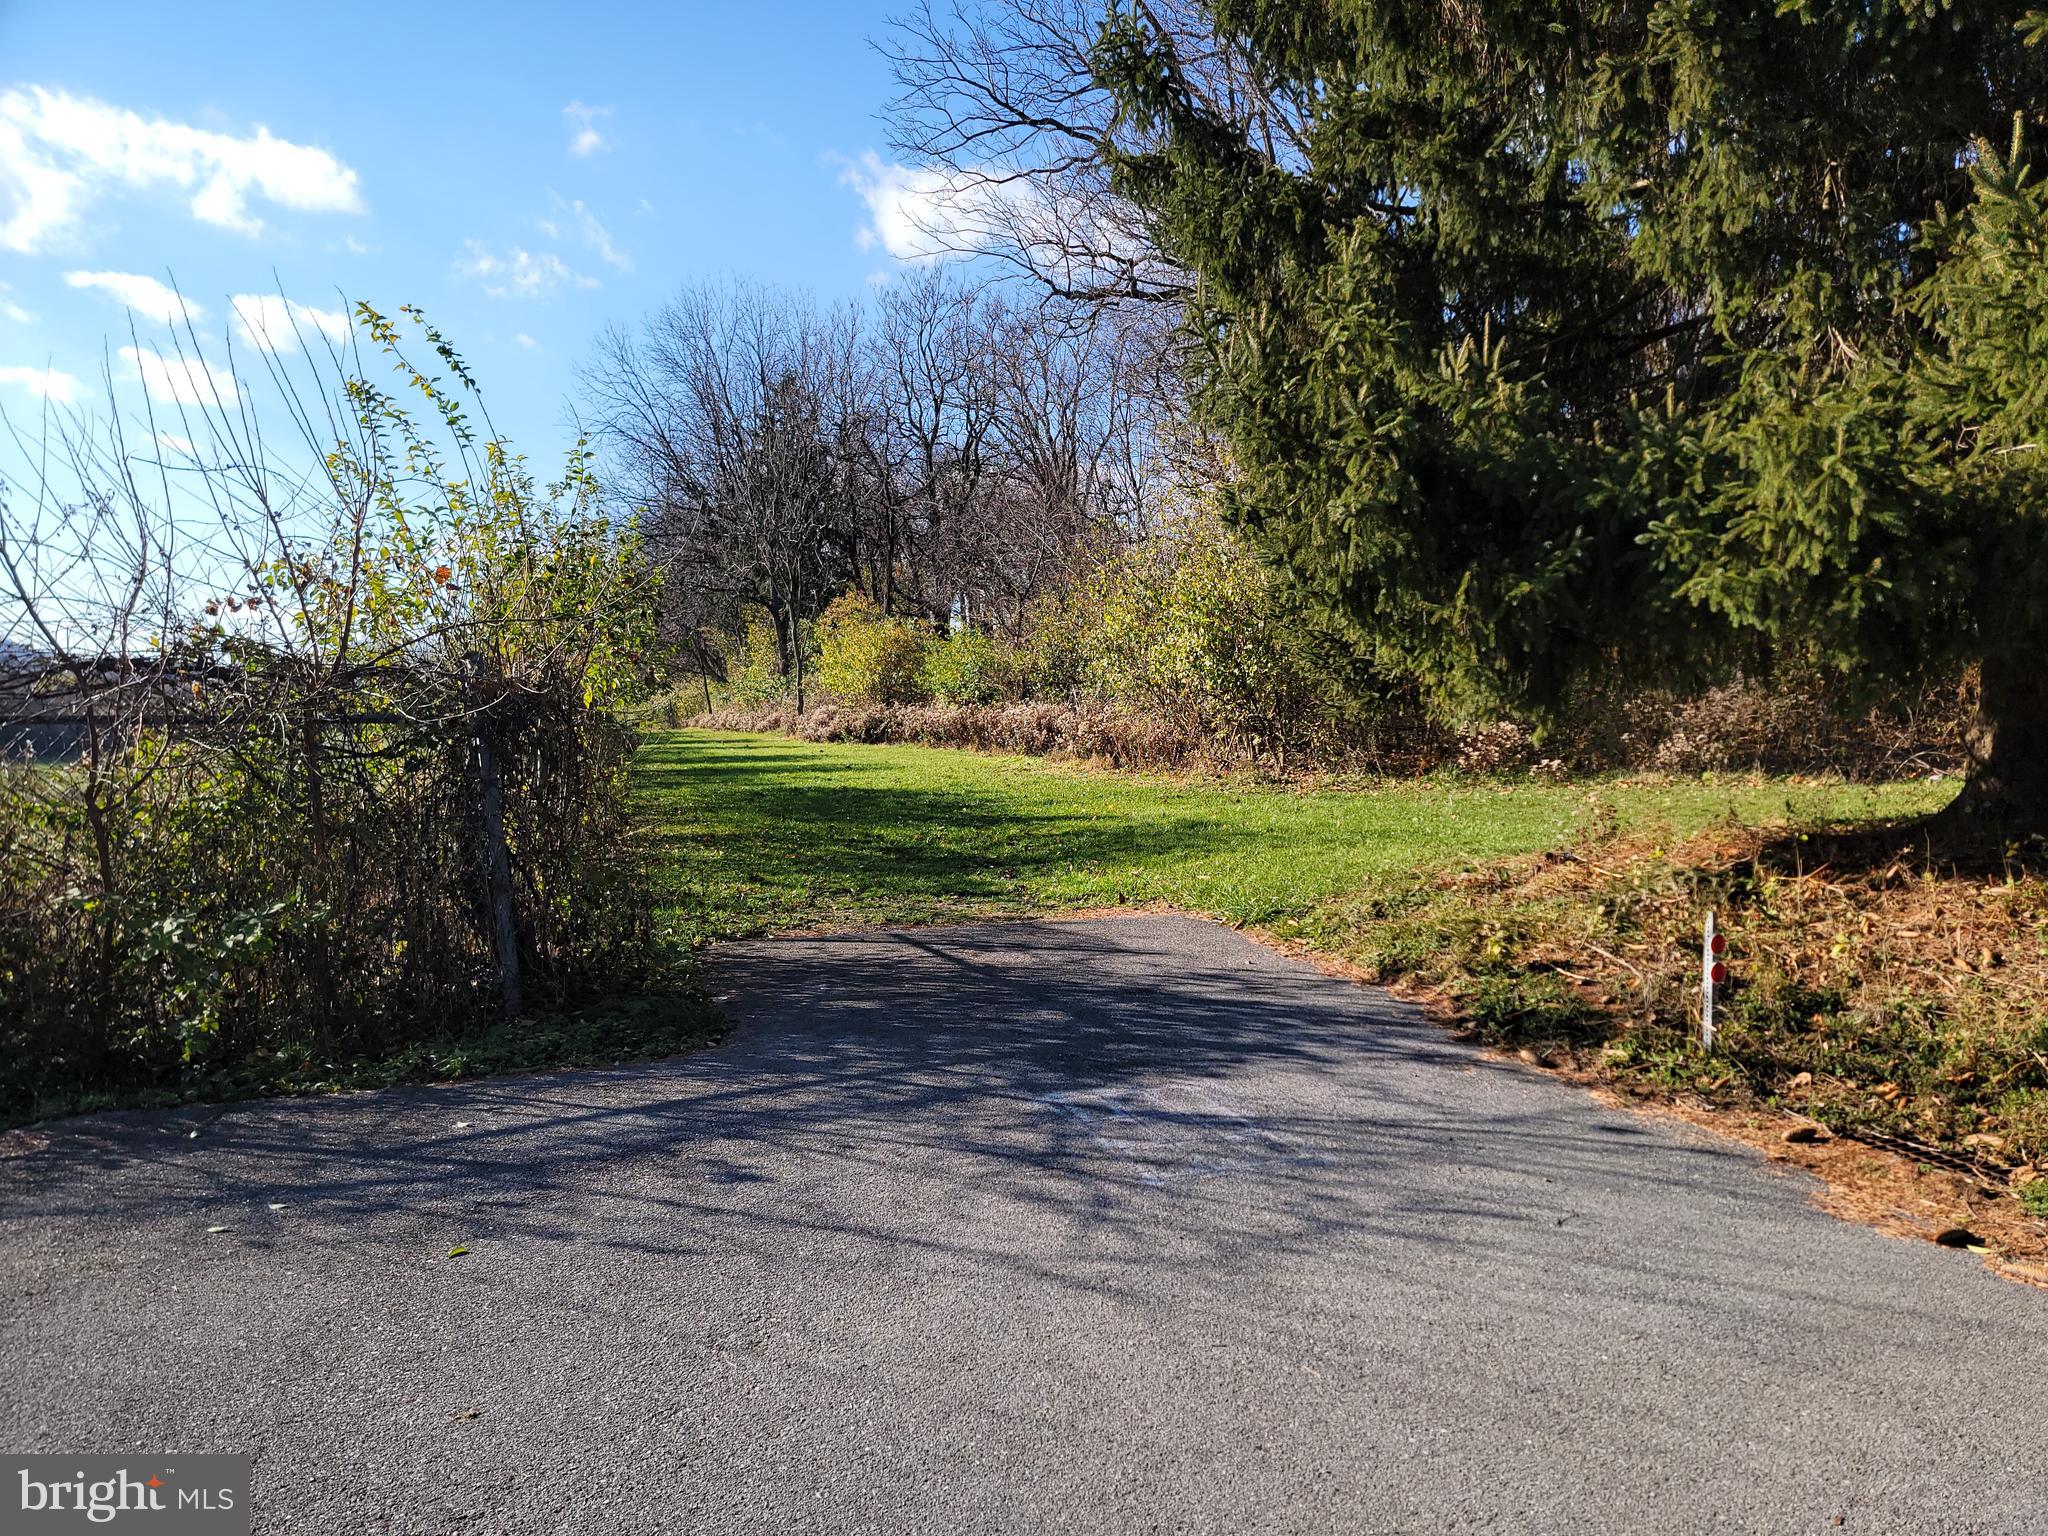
[1700,909,1717,1053]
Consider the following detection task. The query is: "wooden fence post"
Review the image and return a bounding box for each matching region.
[470,672,523,1018]
[476,722,523,1016]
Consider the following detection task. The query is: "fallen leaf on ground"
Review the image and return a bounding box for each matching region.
[447,1246,469,1258]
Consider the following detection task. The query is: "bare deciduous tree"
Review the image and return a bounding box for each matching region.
[584,265,1177,684]
[584,283,861,708]
[879,0,1311,307]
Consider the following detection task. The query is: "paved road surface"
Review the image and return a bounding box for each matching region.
[3,916,2043,1534]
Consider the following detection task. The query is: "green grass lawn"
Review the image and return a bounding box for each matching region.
[640,729,1952,943]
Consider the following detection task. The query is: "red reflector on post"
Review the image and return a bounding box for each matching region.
[1709,933,1728,956]
[1709,960,1728,985]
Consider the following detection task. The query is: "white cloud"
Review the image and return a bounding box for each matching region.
[537,193,631,270]
[342,233,374,255]
[728,119,787,149]
[0,362,80,403]
[563,101,612,158]
[155,431,195,455]
[837,150,1146,292]
[513,332,539,350]
[0,281,30,324]
[455,240,598,299]
[558,196,631,270]
[836,151,1004,263]
[0,86,364,252]
[119,344,238,405]
[229,292,349,353]
[64,269,203,325]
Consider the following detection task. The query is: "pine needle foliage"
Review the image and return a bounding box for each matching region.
[1091,1,2048,818]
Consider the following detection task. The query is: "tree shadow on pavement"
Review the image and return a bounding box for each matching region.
[0,915,1967,1337]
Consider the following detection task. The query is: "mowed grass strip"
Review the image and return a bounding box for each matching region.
[639,729,1949,942]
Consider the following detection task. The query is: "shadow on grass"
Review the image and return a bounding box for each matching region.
[638,734,1267,932]
[642,739,891,782]
[1749,810,2047,882]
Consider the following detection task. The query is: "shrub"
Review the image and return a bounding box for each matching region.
[1456,721,1537,776]
[696,510,1969,782]
[922,628,1010,705]
[813,594,933,704]
[1013,584,1099,700]
[1082,510,1370,767]
[0,305,659,1124]
[693,699,1205,770]
[723,617,794,706]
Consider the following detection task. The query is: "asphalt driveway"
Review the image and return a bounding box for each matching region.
[2,915,2042,1533]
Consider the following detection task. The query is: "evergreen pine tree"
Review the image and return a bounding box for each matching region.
[1091,1,2048,826]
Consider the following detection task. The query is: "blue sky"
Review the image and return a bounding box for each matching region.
[0,0,935,463]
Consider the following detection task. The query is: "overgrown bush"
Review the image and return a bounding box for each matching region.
[1456,721,1537,775]
[723,617,795,706]
[922,628,1011,704]
[0,305,660,1123]
[678,511,1970,782]
[1011,582,1099,701]
[1081,511,1409,768]
[814,593,933,704]
[1641,670,1971,778]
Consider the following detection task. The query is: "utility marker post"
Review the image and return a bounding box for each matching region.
[1700,910,1728,1052]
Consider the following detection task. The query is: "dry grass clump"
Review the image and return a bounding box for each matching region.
[1308,824,2048,1180]
[690,698,1520,777]
[695,701,1212,771]
[684,662,1973,783]
[1569,670,1971,778]
[1270,819,2048,1270]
